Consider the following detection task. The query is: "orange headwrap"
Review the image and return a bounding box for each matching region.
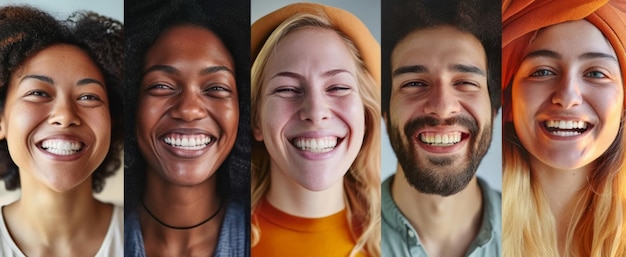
[251,2,380,86]
[502,0,626,108]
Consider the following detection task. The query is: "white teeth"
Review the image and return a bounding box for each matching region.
[545,120,588,130]
[41,139,83,155]
[163,135,212,150]
[293,137,338,153]
[551,131,582,137]
[545,120,588,137]
[420,132,462,146]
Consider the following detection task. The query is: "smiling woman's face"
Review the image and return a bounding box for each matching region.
[0,44,110,192]
[137,25,239,186]
[253,27,365,192]
[512,19,623,171]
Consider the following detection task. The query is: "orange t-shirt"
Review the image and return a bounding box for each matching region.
[252,199,366,257]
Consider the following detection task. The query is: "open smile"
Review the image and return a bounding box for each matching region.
[542,120,592,137]
[162,133,215,150]
[39,139,85,156]
[290,136,344,153]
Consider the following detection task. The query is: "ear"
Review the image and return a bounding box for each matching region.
[252,123,263,142]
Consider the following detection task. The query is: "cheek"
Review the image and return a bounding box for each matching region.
[341,96,366,133]
[136,98,160,134]
[213,100,239,135]
[259,99,291,136]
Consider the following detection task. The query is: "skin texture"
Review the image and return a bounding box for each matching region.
[254,27,365,217]
[0,44,110,193]
[388,26,492,196]
[137,25,238,186]
[387,26,491,257]
[137,25,236,256]
[0,44,113,257]
[511,20,623,255]
[512,19,623,173]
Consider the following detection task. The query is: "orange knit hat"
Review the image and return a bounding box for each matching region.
[251,2,380,86]
[502,0,626,107]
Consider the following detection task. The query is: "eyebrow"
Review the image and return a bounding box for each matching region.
[392,65,428,78]
[392,64,485,77]
[523,49,618,62]
[270,69,352,80]
[449,64,486,76]
[20,75,105,88]
[200,66,235,76]
[143,65,235,77]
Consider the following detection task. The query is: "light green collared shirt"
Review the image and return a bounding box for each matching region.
[381,175,501,257]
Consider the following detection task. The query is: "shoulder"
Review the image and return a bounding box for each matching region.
[215,200,250,257]
[123,207,146,257]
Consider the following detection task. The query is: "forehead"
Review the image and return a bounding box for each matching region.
[15,44,102,79]
[391,26,486,70]
[526,20,616,57]
[145,25,234,69]
[266,27,357,71]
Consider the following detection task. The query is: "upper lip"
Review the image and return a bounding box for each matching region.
[159,128,215,138]
[288,131,346,140]
[414,125,469,137]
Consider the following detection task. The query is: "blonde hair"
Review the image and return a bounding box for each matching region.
[502,83,626,256]
[250,13,381,257]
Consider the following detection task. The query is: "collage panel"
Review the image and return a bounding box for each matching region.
[502,0,626,256]
[124,0,250,256]
[250,0,381,256]
[381,0,501,256]
[0,0,124,256]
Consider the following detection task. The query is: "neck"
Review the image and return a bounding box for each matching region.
[391,164,483,256]
[140,168,223,245]
[266,163,345,218]
[529,157,591,255]
[14,172,105,238]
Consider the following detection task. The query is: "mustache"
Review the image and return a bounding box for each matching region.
[404,115,478,138]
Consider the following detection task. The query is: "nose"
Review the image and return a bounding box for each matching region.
[169,89,208,122]
[48,97,81,127]
[299,89,331,123]
[551,75,582,109]
[423,83,461,119]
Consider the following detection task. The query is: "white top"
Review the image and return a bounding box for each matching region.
[0,205,123,257]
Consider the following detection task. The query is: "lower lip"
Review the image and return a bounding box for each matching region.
[161,140,212,158]
[38,146,87,162]
[415,136,468,154]
[539,123,590,141]
[291,141,341,161]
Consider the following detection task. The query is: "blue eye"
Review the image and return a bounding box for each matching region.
[584,71,607,78]
[530,69,555,77]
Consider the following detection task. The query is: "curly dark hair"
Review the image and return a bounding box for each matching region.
[0,6,124,193]
[381,0,501,116]
[124,0,251,211]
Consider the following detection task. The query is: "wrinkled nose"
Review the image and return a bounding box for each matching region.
[169,90,208,122]
[423,84,461,119]
[299,90,331,124]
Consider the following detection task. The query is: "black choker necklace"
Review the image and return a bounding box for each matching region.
[141,199,224,230]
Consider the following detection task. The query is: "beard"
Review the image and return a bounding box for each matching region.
[388,115,492,196]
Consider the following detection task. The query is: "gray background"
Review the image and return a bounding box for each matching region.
[0,0,124,206]
[252,0,502,191]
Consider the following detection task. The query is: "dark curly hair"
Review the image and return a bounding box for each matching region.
[381,0,502,116]
[0,6,124,193]
[124,0,251,212]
